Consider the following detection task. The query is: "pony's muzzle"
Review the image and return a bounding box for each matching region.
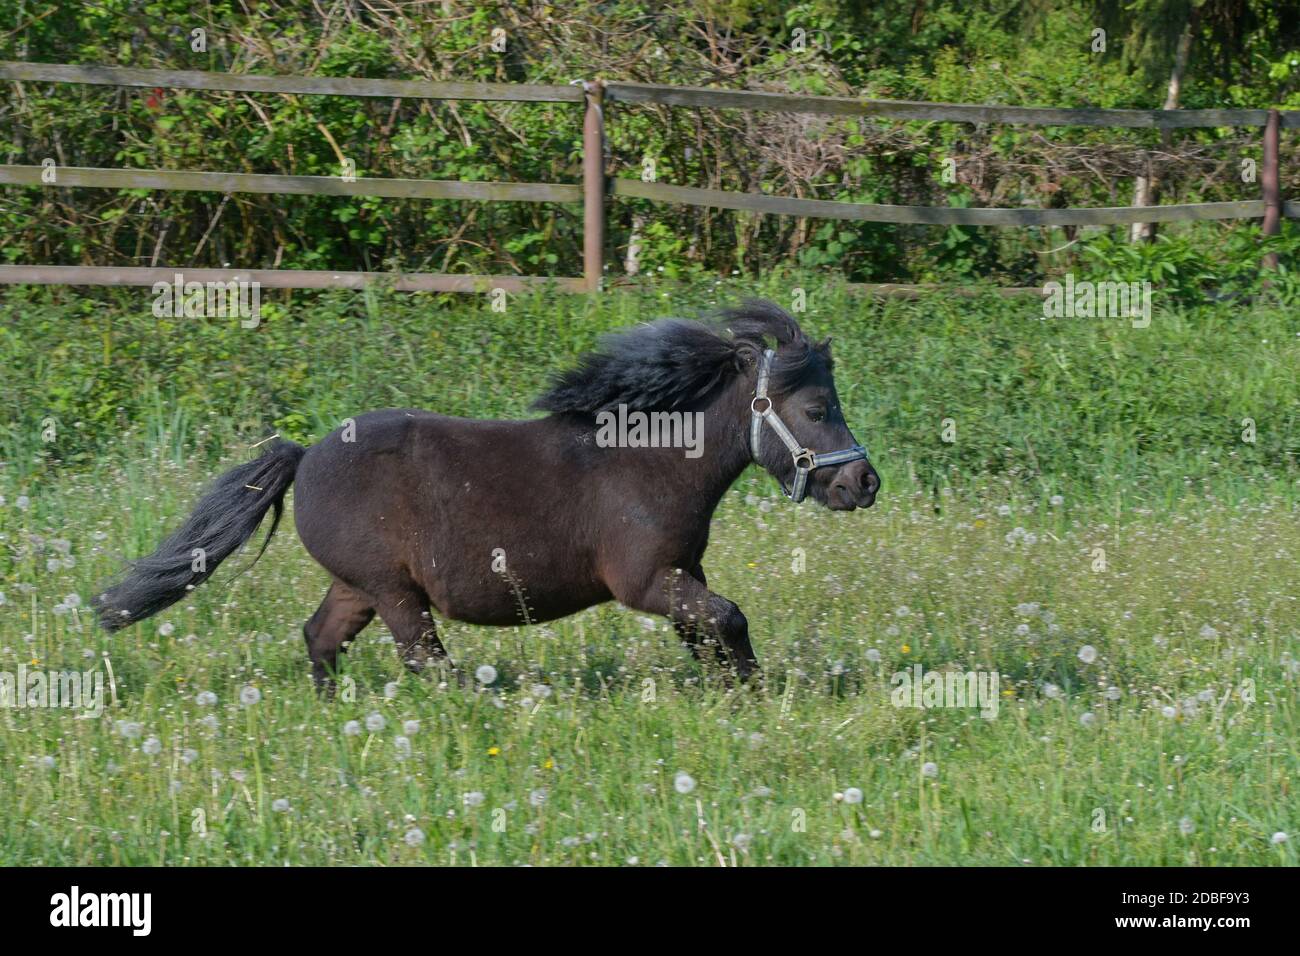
[828,458,879,511]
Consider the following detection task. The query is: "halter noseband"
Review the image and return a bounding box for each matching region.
[750,348,869,503]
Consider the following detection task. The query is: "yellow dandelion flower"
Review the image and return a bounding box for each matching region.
[543,758,554,770]
[487,746,500,756]
[901,645,910,654]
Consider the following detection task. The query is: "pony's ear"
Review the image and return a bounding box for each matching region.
[732,340,761,372]
[815,336,833,366]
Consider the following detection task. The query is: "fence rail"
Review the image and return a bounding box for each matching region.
[0,265,586,293]
[0,165,581,203]
[613,179,1270,226]
[0,60,1291,294]
[0,61,584,102]
[604,80,1300,128]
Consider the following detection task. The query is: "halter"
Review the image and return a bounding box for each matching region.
[750,348,869,503]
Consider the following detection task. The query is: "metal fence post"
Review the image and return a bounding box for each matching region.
[582,80,605,292]
[1261,108,1280,271]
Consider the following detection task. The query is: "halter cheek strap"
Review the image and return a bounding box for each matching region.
[750,348,869,503]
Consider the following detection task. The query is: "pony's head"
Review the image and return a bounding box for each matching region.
[723,300,879,510]
[532,298,879,510]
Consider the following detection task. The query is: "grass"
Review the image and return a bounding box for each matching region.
[0,282,1297,865]
[2,275,1297,502]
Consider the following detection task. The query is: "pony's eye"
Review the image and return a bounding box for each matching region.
[806,407,826,423]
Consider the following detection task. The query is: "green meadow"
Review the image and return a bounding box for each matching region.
[0,280,1296,865]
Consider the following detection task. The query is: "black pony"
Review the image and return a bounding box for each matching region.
[96,300,879,683]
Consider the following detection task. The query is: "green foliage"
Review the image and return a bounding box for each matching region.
[1078,223,1300,302]
[2,1,1298,283]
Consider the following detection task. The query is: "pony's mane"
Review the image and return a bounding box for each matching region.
[532,299,827,415]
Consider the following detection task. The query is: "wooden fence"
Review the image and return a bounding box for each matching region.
[0,61,1294,295]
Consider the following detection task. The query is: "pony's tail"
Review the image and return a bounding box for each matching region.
[95,439,307,632]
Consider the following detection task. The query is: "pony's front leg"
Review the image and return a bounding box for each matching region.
[621,566,760,681]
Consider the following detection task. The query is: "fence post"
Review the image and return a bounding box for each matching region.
[1261,108,1280,271]
[582,80,605,292]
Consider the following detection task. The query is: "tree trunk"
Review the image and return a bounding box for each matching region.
[625,213,645,276]
[1130,11,1197,242]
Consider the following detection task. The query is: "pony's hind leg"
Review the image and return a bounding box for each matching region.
[304,580,375,690]
[375,588,452,675]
